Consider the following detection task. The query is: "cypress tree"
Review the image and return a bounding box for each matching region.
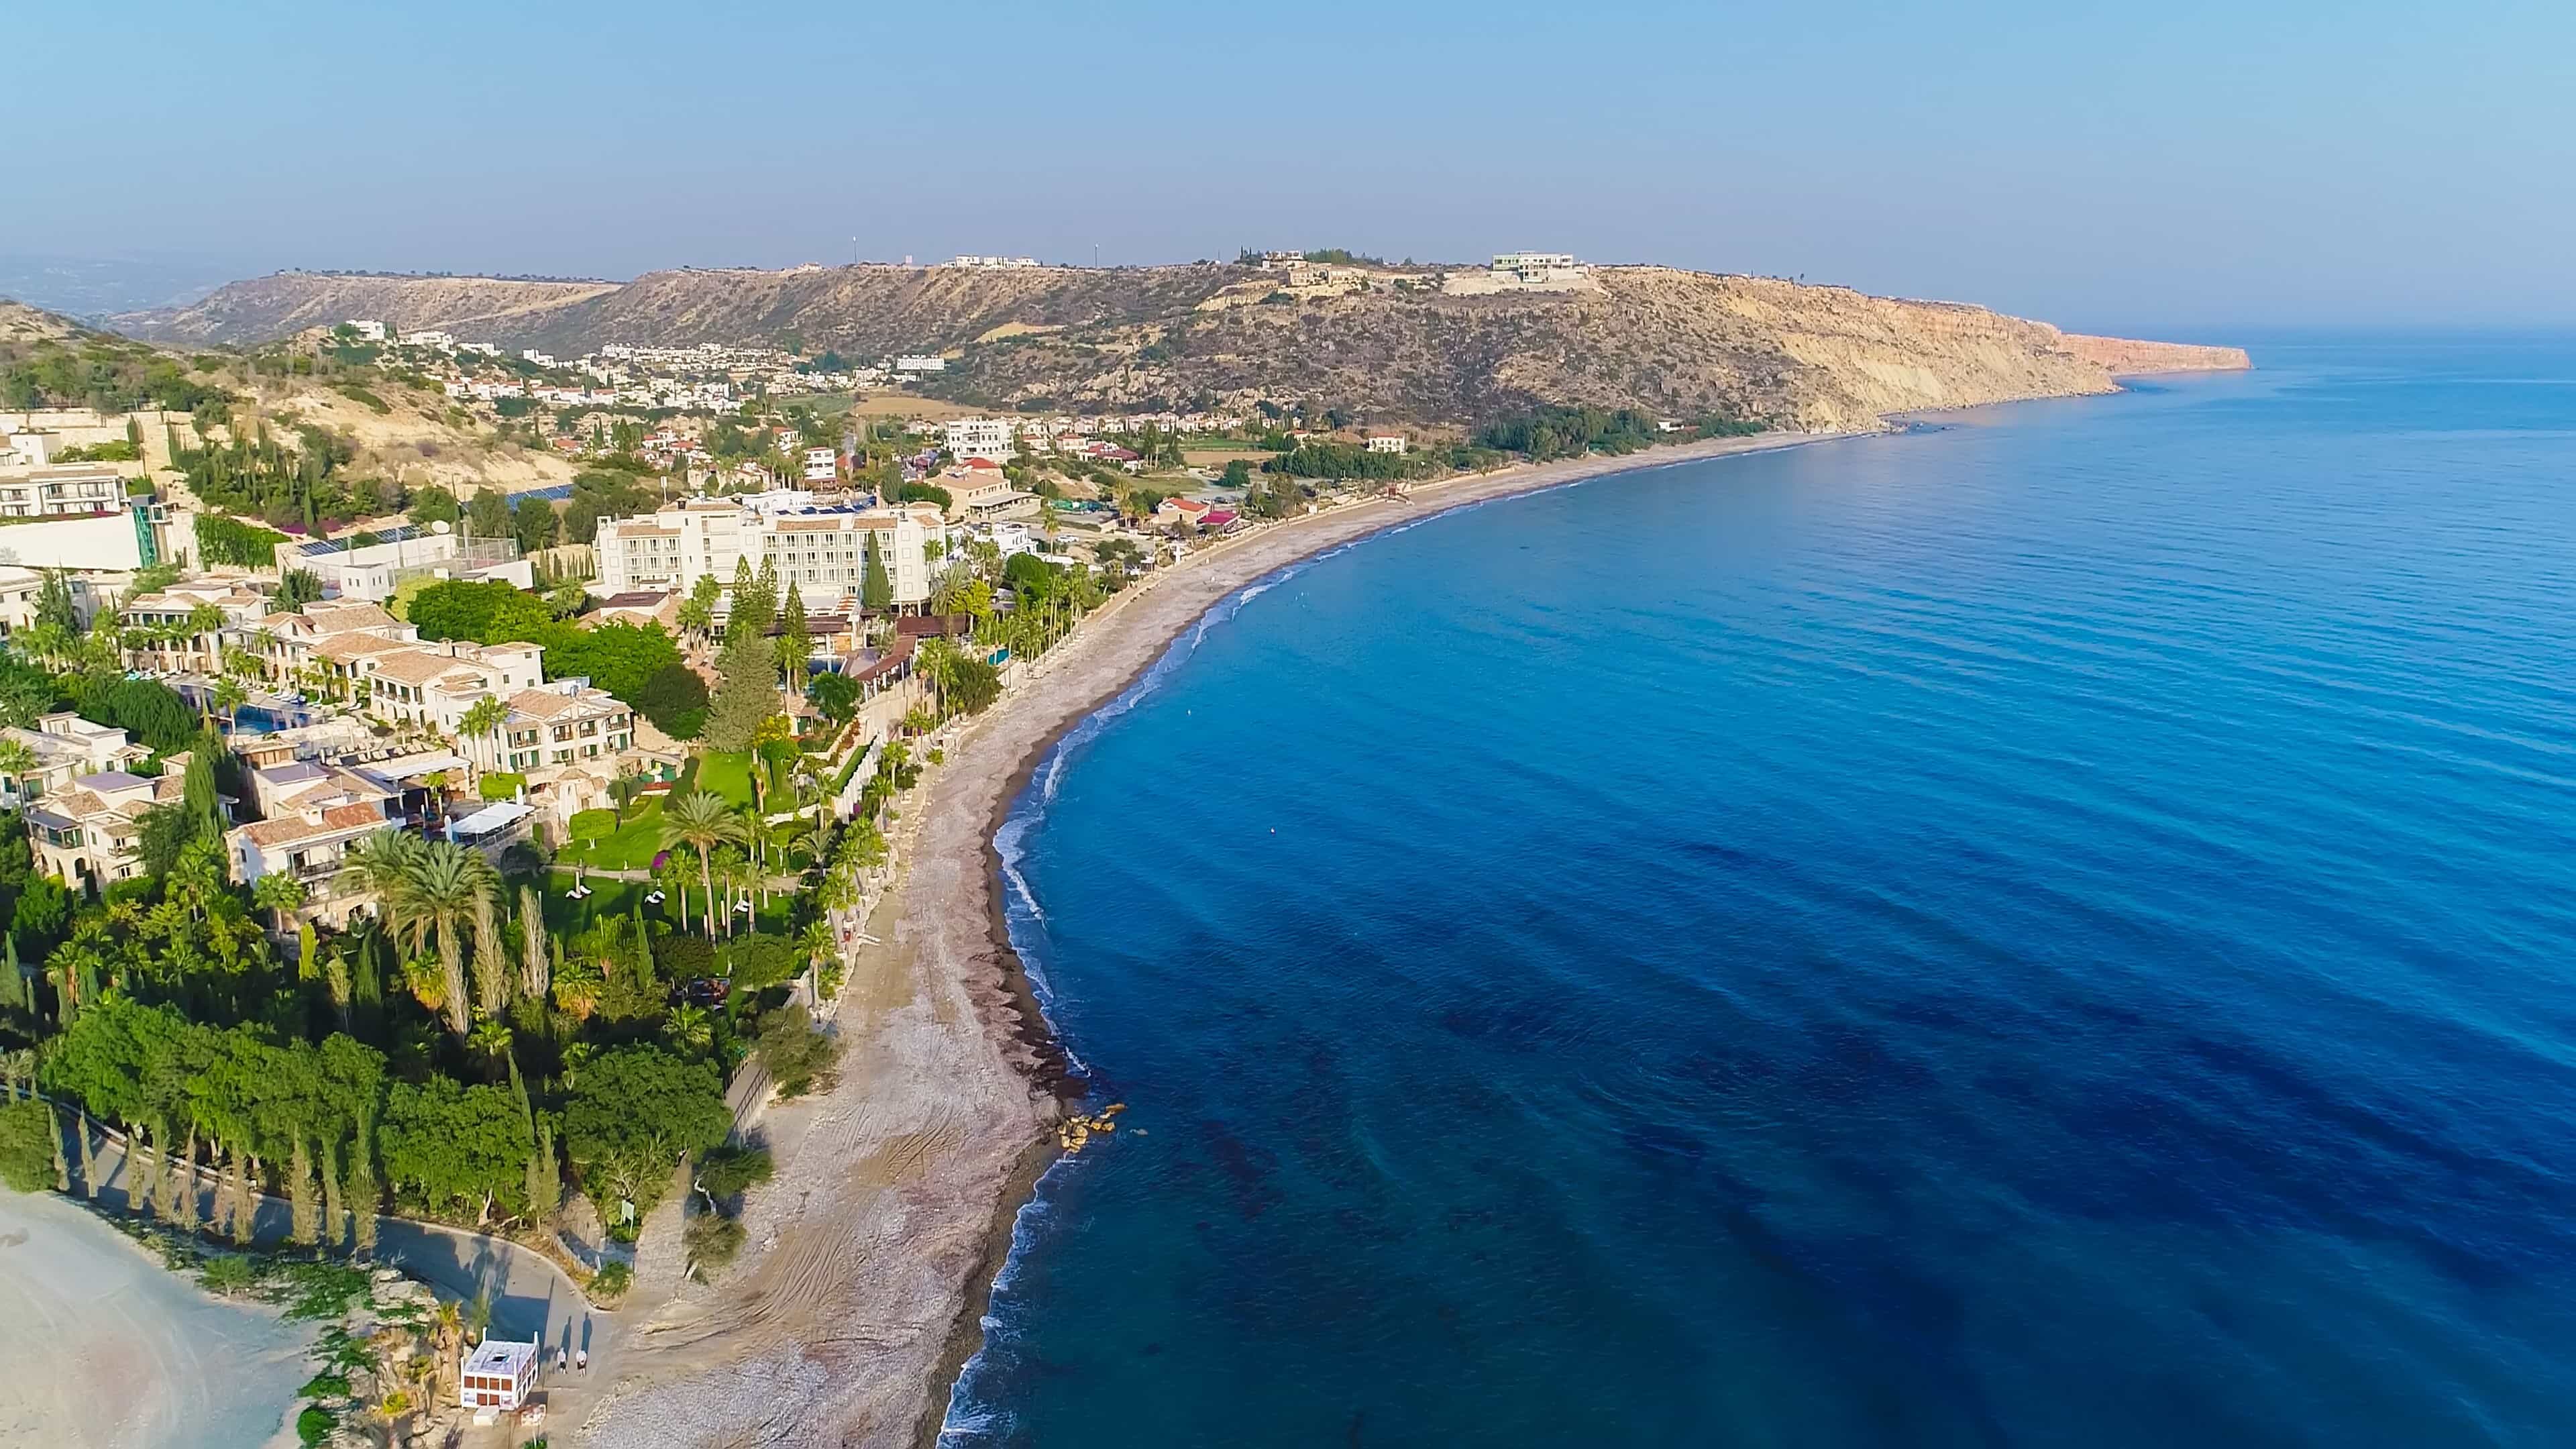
[229,1149,255,1246]
[1,933,19,1012]
[861,533,892,610]
[780,581,810,689]
[350,1107,379,1256]
[76,1112,97,1198]
[528,1120,559,1223]
[321,1138,346,1248]
[172,1129,200,1232]
[50,1105,69,1193]
[288,1139,319,1245]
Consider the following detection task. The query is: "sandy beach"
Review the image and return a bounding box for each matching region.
[578,429,1854,1448]
[0,1189,315,1449]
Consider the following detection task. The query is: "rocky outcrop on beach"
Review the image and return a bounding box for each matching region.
[109,262,2247,432]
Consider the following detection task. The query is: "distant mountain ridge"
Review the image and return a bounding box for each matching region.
[109,263,2249,432]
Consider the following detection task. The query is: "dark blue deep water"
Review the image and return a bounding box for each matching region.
[946,338,2576,1448]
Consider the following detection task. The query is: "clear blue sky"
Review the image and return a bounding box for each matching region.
[10,0,2573,333]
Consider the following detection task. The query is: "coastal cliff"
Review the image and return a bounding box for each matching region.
[111,264,2247,433]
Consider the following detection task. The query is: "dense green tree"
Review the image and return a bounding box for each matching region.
[464,489,514,541]
[407,486,462,526]
[76,678,197,751]
[275,568,326,610]
[562,1044,729,1219]
[633,661,709,739]
[378,1075,532,1221]
[807,670,858,724]
[194,515,291,568]
[0,1099,54,1193]
[513,495,559,553]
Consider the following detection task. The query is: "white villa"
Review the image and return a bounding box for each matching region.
[0,712,149,811]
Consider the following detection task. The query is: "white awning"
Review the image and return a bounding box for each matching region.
[367,751,470,782]
[446,800,533,840]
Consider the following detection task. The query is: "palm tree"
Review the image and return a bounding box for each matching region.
[341,828,425,910]
[661,791,747,941]
[209,676,248,737]
[459,696,511,769]
[915,636,961,717]
[798,918,836,985]
[251,870,307,935]
[665,1004,713,1055]
[379,838,502,1038]
[0,737,38,804]
[467,1020,514,1081]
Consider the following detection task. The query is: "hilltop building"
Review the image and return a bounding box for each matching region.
[942,418,1016,460]
[1490,252,1587,284]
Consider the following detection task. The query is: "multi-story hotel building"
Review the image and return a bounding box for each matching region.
[592,495,947,608]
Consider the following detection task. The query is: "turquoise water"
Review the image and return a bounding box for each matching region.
[949,339,2576,1447]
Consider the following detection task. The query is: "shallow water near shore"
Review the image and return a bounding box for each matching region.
[949,337,2576,1447]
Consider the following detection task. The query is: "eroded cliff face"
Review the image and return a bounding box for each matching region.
[105,264,2247,431]
[2057,331,2254,375]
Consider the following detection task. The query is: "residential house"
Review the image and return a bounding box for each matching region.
[1155,496,1212,529]
[226,765,406,926]
[590,589,682,631]
[0,712,149,811]
[1365,434,1409,454]
[0,565,111,633]
[119,578,272,674]
[0,463,123,518]
[460,679,657,827]
[943,418,1016,461]
[25,756,223,893]
[1489,252,1587,284]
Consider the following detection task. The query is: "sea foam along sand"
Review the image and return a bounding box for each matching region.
[576,429,1855,1449]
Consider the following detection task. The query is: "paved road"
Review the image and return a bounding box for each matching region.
[44,1106,623,1428]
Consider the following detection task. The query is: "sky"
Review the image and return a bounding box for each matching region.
[8,0,2573,333]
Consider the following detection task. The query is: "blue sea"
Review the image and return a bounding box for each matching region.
[948,337,2576,1448]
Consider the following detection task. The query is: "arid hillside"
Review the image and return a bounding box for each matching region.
[115,273,619,348]
[5,297,572,497]
[921,268,2249,431]
[107,264,2249,432]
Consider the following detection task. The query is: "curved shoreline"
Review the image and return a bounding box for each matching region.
[924,429,1863,1442]
[576,430,1859,1449]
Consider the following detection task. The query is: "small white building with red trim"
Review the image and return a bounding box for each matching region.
[461,1338,541,1411]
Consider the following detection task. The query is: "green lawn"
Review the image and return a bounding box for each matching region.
[542,874,676,934]
[544,870,795,936]
[695,750,757,808]
[557,798,667,871]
